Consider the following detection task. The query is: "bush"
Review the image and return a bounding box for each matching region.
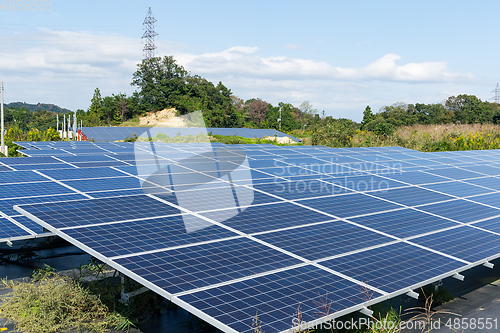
[365,118,394,136]
[0,272,126,333]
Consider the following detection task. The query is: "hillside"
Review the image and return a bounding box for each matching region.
[5,102,72,113]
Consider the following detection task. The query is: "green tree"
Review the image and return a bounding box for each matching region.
[131,56,188,112]
[361,105,374,128]
[88,88,103,126]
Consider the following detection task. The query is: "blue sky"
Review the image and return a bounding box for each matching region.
[1,0,498,121]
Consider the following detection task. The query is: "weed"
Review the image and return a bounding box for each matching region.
[405,288,459,333]
[0,273,128,333]
[252,312,264,333]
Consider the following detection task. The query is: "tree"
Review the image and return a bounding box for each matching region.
[88,88,103,126]
[131,56,188,112]
[116,97,129,123]
[247,99,269,124]
[299,101,318,127]
[361,105,375,128]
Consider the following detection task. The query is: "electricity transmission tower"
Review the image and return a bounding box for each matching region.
[142,7,158,60]
[491,83,500,104]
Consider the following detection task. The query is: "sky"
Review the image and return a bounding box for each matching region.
[1,0,499,122]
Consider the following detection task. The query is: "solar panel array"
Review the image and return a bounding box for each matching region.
[8,141,500,332]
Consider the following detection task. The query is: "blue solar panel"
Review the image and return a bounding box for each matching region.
[62,177,150,192]
[0,194,88,216]
[253,180,353,200]
[319,242,464,293]
[163,186,281,212]
[64,215,238,257]
[0,170,48,184]
[179,265,382,333]
[368,186,453,206]
[422,181,494,197]
[0,217,32,239]
[114,238,302,294]
[381,171,450,185]
[39,167,127,180]
[459,165,500,176]
[200,202,332,233]
[12,163,75,171]
[1,156,58,165]
[299,193,401,218]
[255,220,394,261]
[0,182,77,199]
[347,209,460,238]
[11,215,47,234]
[464,177,500,191]
[57,155,117,163]
[87,189,150,198]
[418,199,500,223]
[410,226,500,262]
[15,195,180,229]
[425,168,484,180]
[325,174,407,192]
[71,161,130,168]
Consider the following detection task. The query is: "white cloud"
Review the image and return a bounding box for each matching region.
[176,48,473,83]
[285,44,303,50]
[0,29,478,121]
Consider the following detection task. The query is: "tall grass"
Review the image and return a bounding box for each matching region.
[348,124,500,152]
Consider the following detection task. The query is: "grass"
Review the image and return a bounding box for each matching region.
[347,123,500,152]
[0,261,164,333]
[1,272,124,333]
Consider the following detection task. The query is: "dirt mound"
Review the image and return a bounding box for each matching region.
[262,136,297,144]
[139,108,187,127]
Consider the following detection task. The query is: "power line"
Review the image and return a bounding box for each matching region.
[142,7,158,60]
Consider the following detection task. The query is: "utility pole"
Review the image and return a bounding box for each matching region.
[63,114,66,140]
[73,113,77,141]
[142,7,158,60]
[56,114,59,132]
[278,106,282,130]
[0,81,4,155]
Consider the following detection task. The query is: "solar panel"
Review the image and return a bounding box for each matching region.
[347,209,460,238]
[418,199,500,223]
[410,225,500,262]
[254,220,394,261]
[422,181,494,197]
[319,242,464,293]
[368,186,454,206]
[298,193,402,218]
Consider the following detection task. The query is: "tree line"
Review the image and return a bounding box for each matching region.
[5,55,500,139]
[360,95,500,136]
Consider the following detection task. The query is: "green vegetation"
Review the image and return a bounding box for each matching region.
[1,271,126,333]
[7,54,500,156]
[0,261,163,333]
[122,132,301,146]
[311,122,500,152]
[1,127,61,157]
[5,102,71,114]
